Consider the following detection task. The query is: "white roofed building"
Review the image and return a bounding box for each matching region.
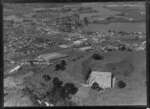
[38,52,68,61]
[87,71,115,89]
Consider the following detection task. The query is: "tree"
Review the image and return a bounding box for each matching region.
[63,83,78,99]
[127,48,132,52]
[119,45,126,51]
[55,61,66,71]
[91,82,99,90]
[55,64,61,71]
[60,65,66,71]
[61,60,67,66]
[60,60,66,71]
[29,60,34,66]
[92,53,104,60]
[83,17,89,26]
[43,74,51,82]
[91,82,103,91]
[53,77,63,89]
[117,80,126,88]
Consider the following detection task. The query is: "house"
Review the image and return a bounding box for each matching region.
[87,71,116,89]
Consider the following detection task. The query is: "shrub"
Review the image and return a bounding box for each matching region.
[60,64,66,71]
[53,77,63,88]
[83,17,89,26]
[117,80,126,88]
[55,64,61,71]
[43,74,51,82]
[29,60,34,66]
[119,46,126,51]
[127,48,132,51]
[61,60,67,66]
[91,82,99,90]
[92,53,104,60]
[55,62,66,71]
[91,82,103,91]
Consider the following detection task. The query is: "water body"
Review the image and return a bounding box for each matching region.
[80,3,119,19]
[82,22,146,33]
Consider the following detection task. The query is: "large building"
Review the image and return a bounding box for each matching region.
[37,52,68,61]
[87,71,116,89]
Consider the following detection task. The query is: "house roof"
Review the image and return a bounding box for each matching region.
[87,71,112,88]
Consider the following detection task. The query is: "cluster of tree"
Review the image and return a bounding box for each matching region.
[24,76,78,106]
[92,53,104,60]
[55,60,67,71]
[47,77,78,106]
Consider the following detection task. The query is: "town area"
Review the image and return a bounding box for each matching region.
[4,2,146,106]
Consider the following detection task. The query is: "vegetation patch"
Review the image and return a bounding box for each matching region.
[117,80,126,88]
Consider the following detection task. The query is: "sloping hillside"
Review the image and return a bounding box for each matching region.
[70,51,146,105]
[4,50,146,106]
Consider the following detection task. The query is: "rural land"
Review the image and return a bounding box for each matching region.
[3,2,146,106]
